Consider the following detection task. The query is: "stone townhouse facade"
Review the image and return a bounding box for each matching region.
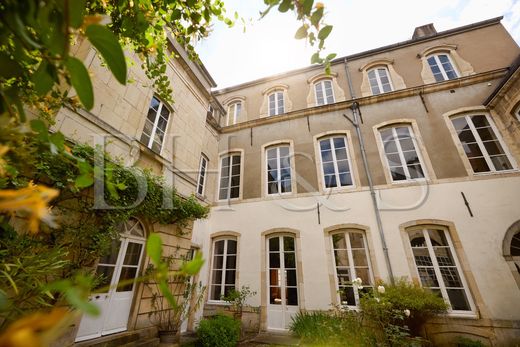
[194,17,520,346]
[53,15,520,346]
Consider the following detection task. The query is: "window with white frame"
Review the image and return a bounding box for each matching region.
[196,155,208,196]
[427,54,458,82]
[367,67,393,95]
[331,230,373,307]
[314,80,335,105]
[266,145,292,195]
[218,153,241,200]
[140,96,170,153]
[408,227,473,312]
[268,91,284,116]
[451,114,514,173]
[227,102,242,126]
[318,136,354,188]
[209,238,237,300]
[379,125,426,182]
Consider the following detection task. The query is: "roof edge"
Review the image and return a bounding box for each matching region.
[213,16,504,95]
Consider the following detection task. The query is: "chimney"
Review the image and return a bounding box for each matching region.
[412,23,437,40]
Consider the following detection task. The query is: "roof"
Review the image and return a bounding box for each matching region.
[214,16,504,94]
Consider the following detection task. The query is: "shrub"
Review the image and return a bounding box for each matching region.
[290,309,375,346]
[197,314,241,347]
[360,279,448,345]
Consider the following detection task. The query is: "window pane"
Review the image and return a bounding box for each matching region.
[333,234,347,249]
[213,255,223,269]
[123,243,143,266]
[270,287,282,305]
[286,270,297,286]
[490,155,513,171]
[286,288,298,306]
[349,233,364,248]
[352,249,368,266]
[284,252,296,268]
[117,267,137,292]
[270,269,280,286]
[214,240,225,255]
[94,265,115,292]
[334,250,349,266]
[447,289,470,311]
[269,237,280,251]
[269,252,280,268]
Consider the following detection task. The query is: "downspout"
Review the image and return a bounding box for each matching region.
[342,58,395,284]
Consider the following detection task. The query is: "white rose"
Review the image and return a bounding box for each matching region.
[377,285,385,294]
[404,309,411,317]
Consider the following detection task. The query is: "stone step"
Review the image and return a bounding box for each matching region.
[74,327,158,347]
[121,337,160,347]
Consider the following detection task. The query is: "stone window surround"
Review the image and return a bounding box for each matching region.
[399,220,483,318]
[323,224,380,307]
[260,84,293,118]
[216,149,244,201]
[312,130,361,193]
[207,231,241,304]
[503,220,520,290]
[359,58,406,97]
[306,72,346,107]
[223,96,247,126]
[261,140,297,198]
[373,119,437,185]
[259,228,304,331]
[443,107,518,176]
[417,44,475,85]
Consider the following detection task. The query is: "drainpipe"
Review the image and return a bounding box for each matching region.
[342,58,395,284]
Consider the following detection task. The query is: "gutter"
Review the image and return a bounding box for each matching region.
[342,57,395,284]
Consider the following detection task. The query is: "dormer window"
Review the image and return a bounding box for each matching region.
[427,54,458,82]
[269,91,284,116]
[314,80,335,105]
[367,67,393,95]
[227,102,242,126]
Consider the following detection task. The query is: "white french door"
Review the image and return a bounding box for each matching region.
[76,232,145,342]
[266,235,299,331]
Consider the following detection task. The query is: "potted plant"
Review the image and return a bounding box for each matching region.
[146,254,205,344]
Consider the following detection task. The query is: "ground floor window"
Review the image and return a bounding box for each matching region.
[209,238,237,300]
[408,227,473,312]
[331,230,373,307]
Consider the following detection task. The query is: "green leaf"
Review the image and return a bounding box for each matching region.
[278,0,292,13]
[318,25,333,40]
[33,61,55,96]
[310,7,323,27]
[158,280,177,309]
[49,132,65,154]
[326,53,337,61]
[30,119,48,135]
[294,25,308,40]
[65,57,94,110]
[302,0,314,15]
[180,252,205,276]
[146,233,162,266]
[85,24,127,85]
[311,52,321,64]
[70,0,87,28]
[75,173,94,188]
[65,287,100,316]
[115,182,127,190]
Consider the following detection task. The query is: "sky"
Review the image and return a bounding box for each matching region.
[196,0,520,89]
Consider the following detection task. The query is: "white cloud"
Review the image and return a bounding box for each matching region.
[197,0,520,89]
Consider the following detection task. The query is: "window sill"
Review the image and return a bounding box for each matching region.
[471,168,519,177]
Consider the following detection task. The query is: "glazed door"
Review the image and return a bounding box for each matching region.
[75,237,144,342]
[266,236,299,331]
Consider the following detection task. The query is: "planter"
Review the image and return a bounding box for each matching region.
[158,330,180,344]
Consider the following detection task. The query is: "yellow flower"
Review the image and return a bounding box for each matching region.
[0,308,69,347]
[0,182,59,233]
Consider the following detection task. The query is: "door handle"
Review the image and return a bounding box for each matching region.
[95,295,101,299]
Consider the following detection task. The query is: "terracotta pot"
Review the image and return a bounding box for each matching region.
[158,330,180,344]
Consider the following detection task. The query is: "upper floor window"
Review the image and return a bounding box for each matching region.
[331,230,373,307]
[227,102,242,126]
[379,125,426,182]
[266,145,292,195]
[368,67,393,95]
[408,227,473,313]
[218,153,241,200]
[140,96,170,153]
[197,155,208,196]
[314,80,335,105]
[451,114,514,173]
[318,136,354,188]
[209,238,237,300]
[268,91,284,116]
[427,54,458,82]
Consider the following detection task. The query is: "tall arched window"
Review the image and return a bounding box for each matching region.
[367,67,393,95]
[314,79,335,105]
[209,237,238,300]
[330,229,373,307]
[503,221,520,290]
